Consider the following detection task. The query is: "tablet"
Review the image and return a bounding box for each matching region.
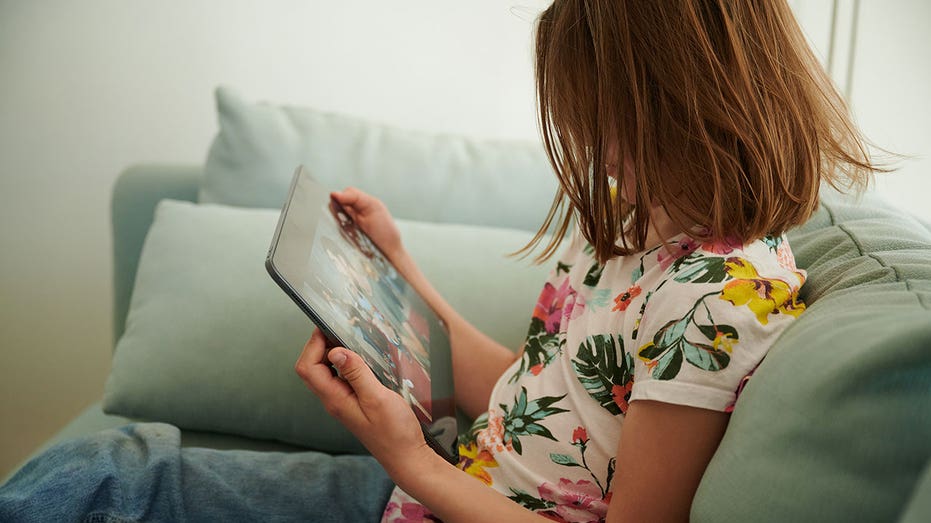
[266,166,458,464]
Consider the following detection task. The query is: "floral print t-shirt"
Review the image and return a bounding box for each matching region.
[382,225,806,523]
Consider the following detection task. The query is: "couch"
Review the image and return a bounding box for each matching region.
[5,88,931,522]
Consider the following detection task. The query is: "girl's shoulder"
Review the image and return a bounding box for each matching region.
[659,232,806,288]
[633,231,808,336]
[553,226,807,302]
[624,232,808,409]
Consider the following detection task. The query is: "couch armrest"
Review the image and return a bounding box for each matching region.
[111,164,202,346]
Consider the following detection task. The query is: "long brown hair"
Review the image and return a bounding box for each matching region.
[516,0,895,265]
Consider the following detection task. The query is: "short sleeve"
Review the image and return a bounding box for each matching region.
[629,247,806,412]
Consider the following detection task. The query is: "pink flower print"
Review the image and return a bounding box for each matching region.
[702,235,743,255]
[533,278,574,334]
[657,238,700,271]
[776,240,798,271]
[530,363,545,376]
[538,479,609,522]
[562,290,585,324]
[385,501,440,523]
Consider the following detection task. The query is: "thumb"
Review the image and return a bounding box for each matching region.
[331,187,363,208]
[328,349,382,397]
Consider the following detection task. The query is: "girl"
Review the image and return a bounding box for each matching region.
[0,1,885,522]
[297,1,881,522]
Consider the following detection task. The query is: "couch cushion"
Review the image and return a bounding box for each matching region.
[692,189,931,522]
[900,457,931,523]
[200,87,559,232]
[104,199,554,453]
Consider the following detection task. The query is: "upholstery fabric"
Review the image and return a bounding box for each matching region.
[691,189,931,522]
[103,199,553,452]
[200,87,559,232]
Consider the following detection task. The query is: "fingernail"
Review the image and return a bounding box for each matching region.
[329,350,347,368]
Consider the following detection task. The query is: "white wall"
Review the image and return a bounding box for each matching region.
[850,0,931,219]
[789,0,931,219]
[0,0,552,478]
[1,0,928,479]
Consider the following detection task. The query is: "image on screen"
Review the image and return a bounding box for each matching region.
[295,200,435,424]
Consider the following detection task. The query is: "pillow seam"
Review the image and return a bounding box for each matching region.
[835,222,929,311]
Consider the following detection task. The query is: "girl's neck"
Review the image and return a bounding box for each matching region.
[641,205,686,251]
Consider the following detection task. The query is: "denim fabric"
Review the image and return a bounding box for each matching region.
[0,423,395,523]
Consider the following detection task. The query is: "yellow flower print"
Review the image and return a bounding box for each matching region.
[712,330,738,353]
[458,442,498,486]
[719,257,805,325]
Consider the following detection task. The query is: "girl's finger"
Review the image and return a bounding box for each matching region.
[329,189,349,201]
[295,330,338,394]
[295,332,367,424]
[336,187,375,213]
[331,191,363,219]
[330,188,359,206]
[328,349,384,403]
[296,329,325,369]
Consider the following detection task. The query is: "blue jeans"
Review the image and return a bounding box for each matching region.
[0,423,395,523]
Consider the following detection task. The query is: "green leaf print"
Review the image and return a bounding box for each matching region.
[631,262,644,283]
[572,334,634,415]
[637,342,664,360]
[763,234,783,252]
[583,261,605,287]
[654,317,690,349]
[508,488,556,511]
[556,261,572,275]
[459,412,489,447]
[638,292,735,379]
[682,339,730,371]
[499,387,568,455]
[697,323,739,343]
[586,288,613,311]
[549,453,581,467]
[510,317,564,383]
[631,291,652,341]
[606,457,616,492]
[654,347,683,380]
[673,256,729,284]
[550,426,614,499]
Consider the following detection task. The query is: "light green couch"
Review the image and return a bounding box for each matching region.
[9,163,927,522]
[6,88,931,521]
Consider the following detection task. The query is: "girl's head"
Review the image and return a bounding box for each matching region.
[521,0,889,264]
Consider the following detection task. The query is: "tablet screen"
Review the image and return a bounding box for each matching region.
[267,167,458,462]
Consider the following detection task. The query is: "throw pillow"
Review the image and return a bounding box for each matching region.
[691,190,931,522]
[200,86,559,233]
[103,199,556,453]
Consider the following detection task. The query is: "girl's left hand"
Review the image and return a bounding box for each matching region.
[295,329,434,476]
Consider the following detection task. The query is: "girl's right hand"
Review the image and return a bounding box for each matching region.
[330,187,404,261]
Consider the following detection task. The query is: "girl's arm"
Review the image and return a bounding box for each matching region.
[607,400,730,522]
[389,249,519,419]
[296,330,548,522]
[297,333,728,523]
[330,187,519,419]
[399,399,729,523]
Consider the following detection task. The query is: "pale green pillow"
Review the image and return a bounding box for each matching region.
[691,191,931,522]
[103,199,554,452]
[200,86,558,232]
